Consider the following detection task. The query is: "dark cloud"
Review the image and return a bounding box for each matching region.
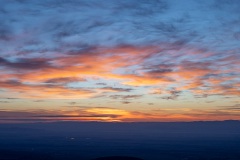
[116,0,168,16]
[180,61,212,71]
[0,57,52,70]
[206,100,215,103]
[101,87,133,92]
[0,109,122,123]
[219,104,240,110]
[68,102,77,105]
[161,88,182,100]
[110,95,143,100]
[152,22,178,36]
[96,83,107,86]
[146,68,173,75]
[0,79,22,87]
[194,94,209,99]
[122,101,131,104]
[44,77,85,84]
[34,114,119,118]
[0,110,40,117]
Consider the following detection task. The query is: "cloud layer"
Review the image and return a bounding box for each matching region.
[0,0,239,122]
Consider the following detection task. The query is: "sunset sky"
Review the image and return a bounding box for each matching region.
[0,0,239,122]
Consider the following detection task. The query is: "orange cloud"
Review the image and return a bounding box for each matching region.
[0,44,239,99]
[0,80,95,99]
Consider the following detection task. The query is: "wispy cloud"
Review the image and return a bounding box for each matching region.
[109,95,143,100]
[0,43,239,99]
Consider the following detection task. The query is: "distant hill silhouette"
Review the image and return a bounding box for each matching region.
[91,156,144,160]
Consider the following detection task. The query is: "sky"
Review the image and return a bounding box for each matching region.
[0,0,239,123]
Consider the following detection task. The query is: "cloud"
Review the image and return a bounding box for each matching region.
[96,83,107,86]
[109,95,143,100]
[44,77,85,84]
[0,80,95,99]
[0,43,239,99]
[122,101,131,104]
[100,87,133,93]
[67,102,77,105]
[219,104,240,111]
[161,88,182,100]
[1,105,240,123]
[0,57,52,70]
[0,107,148,123]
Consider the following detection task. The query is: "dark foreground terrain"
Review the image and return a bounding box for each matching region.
[0,121,240,160]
